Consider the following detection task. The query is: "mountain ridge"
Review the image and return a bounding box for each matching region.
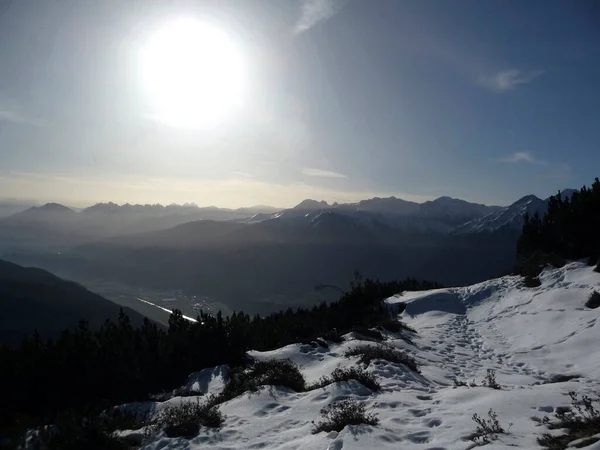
[0,259,151,346]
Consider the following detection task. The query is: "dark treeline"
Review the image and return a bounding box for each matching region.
[518,178,600,264]
[0,276,440,437]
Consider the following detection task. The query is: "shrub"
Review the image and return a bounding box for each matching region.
[585,292,600,309]
[470,409,505,444]
[322,329,344,343]
[453,378,467,387]
[376,319,417,334]
[309,366,380,392]
[481,369,501,390]
[29,410,136,450]
[595,262,600,273]
[524,275,542,288]
[147,398,225,439]
[312,400,379,434]
[454,370,500,390]
[351,326,383,341]
[538,392,600,449]
[102,406,150,431]
[345,344,419,372]
[216,359,306,405]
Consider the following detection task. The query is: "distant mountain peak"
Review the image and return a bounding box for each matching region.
[513,194,542,206]
[293,199,329,210]
[39,203,74,212]
[16,203,75,217]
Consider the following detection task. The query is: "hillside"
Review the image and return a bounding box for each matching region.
[0,260,149,345]
[123,261,600,449]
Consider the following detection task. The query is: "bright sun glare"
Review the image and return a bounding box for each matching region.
[142,18,245,128]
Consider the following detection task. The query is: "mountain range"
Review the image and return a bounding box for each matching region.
[0,190,572,319]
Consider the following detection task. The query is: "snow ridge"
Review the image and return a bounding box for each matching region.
[132,262,600,449]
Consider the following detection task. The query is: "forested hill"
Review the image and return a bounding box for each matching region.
[518,177,600,264]
[0,259,147,346]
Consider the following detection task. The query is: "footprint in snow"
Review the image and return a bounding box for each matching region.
[537,406,554,413]
[409,408,430,417]
[425,418,442,427]
[405,431,431,444]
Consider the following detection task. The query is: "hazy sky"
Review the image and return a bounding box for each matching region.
[0,0,599,208]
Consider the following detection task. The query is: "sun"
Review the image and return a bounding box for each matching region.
[141,18,245,128]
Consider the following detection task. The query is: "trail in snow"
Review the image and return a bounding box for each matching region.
[124,262,600,450]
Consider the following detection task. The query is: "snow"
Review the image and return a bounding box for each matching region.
[454,194,548,234]
[134,262,600,449]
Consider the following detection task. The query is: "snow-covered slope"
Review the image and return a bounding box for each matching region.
[130,262,600,449]
[454,194,548,234]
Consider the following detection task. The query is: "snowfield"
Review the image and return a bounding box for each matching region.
[134,262,600,449]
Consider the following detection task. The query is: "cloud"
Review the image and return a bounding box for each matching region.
[497,152,547,165]
[479,69,543,92]
[301,167,347,178]
[0,108,46,127]
[294,0,347,34]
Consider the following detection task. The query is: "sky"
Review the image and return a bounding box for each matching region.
[0,0,599,208]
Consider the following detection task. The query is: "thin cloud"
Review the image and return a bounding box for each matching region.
[497,152,547,165]
[479,69,543,93]
[0,108,46,127]
[301,167,347,178]
[294,0,347,34]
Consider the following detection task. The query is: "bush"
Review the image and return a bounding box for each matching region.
[524,275,542,288]
[351,326,383,341]
[147,398,225,439]
[470,409,505,444]
[312,400,379,434]
[595,262,600,274]
[322,329,344,343]
[481,369,501,390]
[586,292,600,309]
[454,370,500,390]
[216,359,306,405]
[381,319,418,345]
[28,409,139,450]
[345,344,419,372]
[309,366,380,392]
[376,319,416,334]
[453,378,468,387]
[538,392,600,449]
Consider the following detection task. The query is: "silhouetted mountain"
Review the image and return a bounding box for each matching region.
[0,202,283,251]
[419,196,502,221]
[99,220,247,248]
[12,203,76,221]
[341,196,420,215]
[293,199,329,210]
[0,259,148,346]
